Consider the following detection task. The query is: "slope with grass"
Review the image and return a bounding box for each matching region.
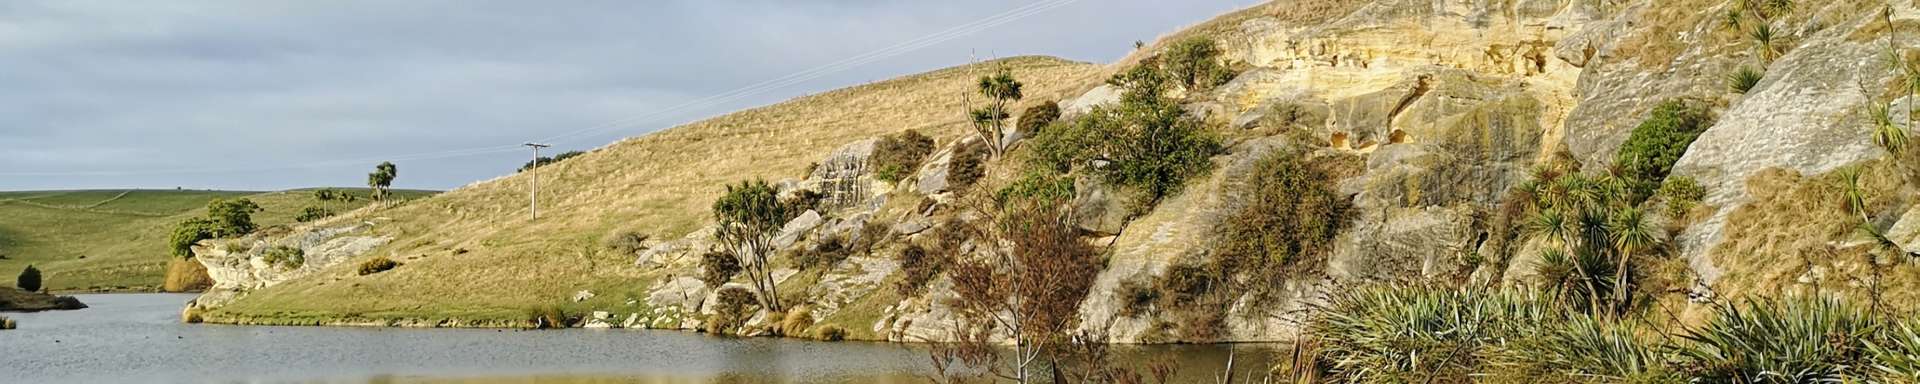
[194,0,1920,349]
[0,189,431,292]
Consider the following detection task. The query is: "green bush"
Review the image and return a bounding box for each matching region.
[17,265,41,292]
[1492,314,1677,383]
[1310,286,1554,383]
[357,256,400,276]
[260,246,305,269]
[1614,100,1711,204]
[1726,66,1763,94]
[816,324,848,341]
[518,150,585,172]
[992,170,1075,204]
[707,286,759,336]
[1657,176,1705,218]
[1016,101,1061,136]
[1163,36,1233,92]
[1676,297,1882,383]
[293,206,334,223]
[1212,150,1350,296]
[871,130,935,183]
[168,217,218,258]
[947,141,988,192]
[1061,59,1222,211]
[205,198,263,237]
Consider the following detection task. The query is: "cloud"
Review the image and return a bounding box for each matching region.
[0,0,1258,190]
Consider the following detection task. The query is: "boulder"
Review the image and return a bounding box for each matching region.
[774,210,824,250]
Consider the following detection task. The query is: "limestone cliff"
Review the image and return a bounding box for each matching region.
[194,0,1920,343]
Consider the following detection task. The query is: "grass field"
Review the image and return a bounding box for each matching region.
[0,188,434,292]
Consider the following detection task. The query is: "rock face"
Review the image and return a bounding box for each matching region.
[191,0,1920,343]
[192,220,392,309]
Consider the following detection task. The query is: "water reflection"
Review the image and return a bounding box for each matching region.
[1,294,1278,383]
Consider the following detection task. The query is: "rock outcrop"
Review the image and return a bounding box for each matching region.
[190,0,1920,344]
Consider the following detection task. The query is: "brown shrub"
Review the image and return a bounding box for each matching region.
[357,256,400,276]
[872,130,936,183]
[780,305,815,337]
[816,324,848,341]
[162,258,213,292]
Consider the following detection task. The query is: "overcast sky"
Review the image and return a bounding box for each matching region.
[0,0,1258,191]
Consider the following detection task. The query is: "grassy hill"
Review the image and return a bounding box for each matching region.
[205,56,1108,323]
[0,188,433,292]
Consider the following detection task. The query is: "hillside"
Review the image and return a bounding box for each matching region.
[0,188,431,291]
[193,0,1920,350]
[191,56,1107,325]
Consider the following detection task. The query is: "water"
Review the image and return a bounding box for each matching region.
[1,294,1278,383]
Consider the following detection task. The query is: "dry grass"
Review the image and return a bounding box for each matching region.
[209,56,1108,322]
[1117,0,1371,69]
[1710,162,1920,311]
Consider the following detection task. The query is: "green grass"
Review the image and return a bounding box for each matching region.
[0,188,434,292]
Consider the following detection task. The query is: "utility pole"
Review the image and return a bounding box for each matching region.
[523,142,551,220]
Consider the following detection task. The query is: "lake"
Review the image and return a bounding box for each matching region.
[0,294,1280,383]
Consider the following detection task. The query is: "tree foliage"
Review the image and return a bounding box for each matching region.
[16,265,41,292]
[169,217,218,258]
[710,180,794,312]
[1613,100,1711,204]
[518,150,585,172]
[1163,37,1233,92]
[1032,59,1222,212]
[367,161,398,200]
[946,197,1102,383]
[969,67,1024,158]
[205,198,263,237]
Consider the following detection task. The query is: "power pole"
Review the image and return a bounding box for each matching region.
[523,142,551,220]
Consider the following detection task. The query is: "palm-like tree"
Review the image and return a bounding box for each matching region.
[1607,207,1658,309]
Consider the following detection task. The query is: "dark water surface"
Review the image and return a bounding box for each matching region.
[0,294,1277,383]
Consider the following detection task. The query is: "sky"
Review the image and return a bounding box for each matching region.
[0,0,1259,191]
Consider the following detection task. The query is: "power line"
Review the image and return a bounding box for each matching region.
[2,0,1082,178]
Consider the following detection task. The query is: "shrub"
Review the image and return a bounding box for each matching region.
[871,130,936,183]
[993,170,1075,204]
[1034,59,1222,211]
[1491,314,1677,383]
[293,206,334,223]
[707,287,758,336]
[1726,66,1763,94]
[518,150,585,172]
[0,316,14,330]
[947,141,988,192]
[1676,297,1882,383]
[1614,100,1711,203]
[16,265,41,292]
[528,305,570,329]
[1870,315,1920,381]
[168,217,218,258]
[780,305,815,337]
[1016,101,1061,136]
[1212,150,1351,299]
[260,246,305,270]
[1657,176,1706,218]
[792,235,851,270]
[816,324,848,341]
[1310,286,1554,383]
[1163,36,1233,92]
[357,256,400,276]
[604,231,650,256]
[894,243,947,296]
[205,198,263,237]
[699,250,742,288]
[162,258,213,292]
[1116,277,1158,318]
